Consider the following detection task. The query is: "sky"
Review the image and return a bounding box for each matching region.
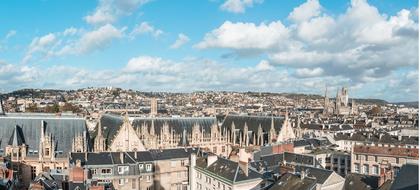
[0,0,418,102]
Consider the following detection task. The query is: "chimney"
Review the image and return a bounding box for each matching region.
[76,159,81,167]
[207,154,218,167]
[300,170,306,180]
[238,148,249,176]
[398,135,402,141]
[134,151,138,159]
[120,152,124,163]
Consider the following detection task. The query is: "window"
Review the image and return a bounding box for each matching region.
[118,166,129,174]
[119,179,124,185]
[340,158,345,165]
[139,164,144,170]
[355,164,360,173]
[222,146,226,152]
[45,148,50,156]
[213,147,217,153]
[373,165,379,175]
[326,157,331,163]
[146,175,151,182]
[396,158,400,164]
[181,160,186,166]
[101,168,112,174]
[364,164,369,175]
[365,155,368,161]
[146,164,152,172]
[356,154,359,160]
[91,169,97,175]
[333,158,338,164]
[375,156,378,162]
[171,161,177,167]
[31,166,37,180]
[132,178,136,189]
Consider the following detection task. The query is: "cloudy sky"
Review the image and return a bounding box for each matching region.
[0,0,418,102]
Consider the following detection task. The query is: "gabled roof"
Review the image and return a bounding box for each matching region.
[269,173,317,190]
[0,115,87,157]
[196,157,262,183]
[391,164,418,190]
[344,173,379,190]
[8,125,25,146]
[294,166,334,185]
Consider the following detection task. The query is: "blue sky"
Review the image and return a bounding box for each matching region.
[0,0,418,102]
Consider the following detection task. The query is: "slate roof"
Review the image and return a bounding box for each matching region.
[269,173,317,190]
[8,125,25,146]
[98,114,217,146]
[344,173,379,190]
[150,147,198,160]
[221,115,285,133]
[334,132,418,146]
[294,166,334,185]
[70,151,154,166]
[69,148,196,166]
[0,115,87,157]
[390,164,419,190]
[196,157,262,184]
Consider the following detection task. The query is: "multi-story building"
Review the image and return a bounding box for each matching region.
[69,148,197,190]
[0,113,88,187]
[94,113,297,157]
[190,151,264,190]
[351,144,419,178]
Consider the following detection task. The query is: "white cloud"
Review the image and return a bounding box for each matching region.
[84,0,150,25]
[255,60,274,71]
[77,24,123,54]
[170,33,190,49]
[195,21,289,50]
[295,67,324,78]
[288,0,321,23]
[220,0,263,13]
[23,33,58,63]
[197,0,418,86]
[63,27,79,36]
[5,30,16,39]
[130,22,163,39]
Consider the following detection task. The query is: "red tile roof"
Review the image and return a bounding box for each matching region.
[353,145,418,158]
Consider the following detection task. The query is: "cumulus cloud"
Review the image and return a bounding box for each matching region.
[295,67,324,78]
[195,21,289,51]
[197,0,418,84]
[220,0,263,13]
[23,24,124,62]
[170,33,190,49]
[84,0,150,25]
[288,0,321,23]
[129,22,163,39]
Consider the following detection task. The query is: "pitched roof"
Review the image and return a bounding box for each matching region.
[269,173,317,190]
[353,145,418,158]
[196,157,262,184]
[221,115,285,133]
[344,173,379,190]
[0,115,87,157]
[294,166,334,184]
[391,164,419,190]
